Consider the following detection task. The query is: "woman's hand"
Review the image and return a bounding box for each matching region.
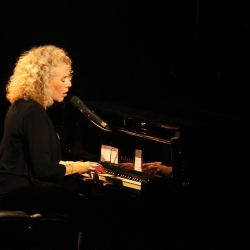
[81,162,105,175]
[61,161,105,176]
[74,161,105,175]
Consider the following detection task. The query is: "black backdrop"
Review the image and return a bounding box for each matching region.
[0,0,249,132]
[1,3,250,246]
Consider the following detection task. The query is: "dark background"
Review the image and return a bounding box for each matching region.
[0,0,249,132]
[0,2,249,247]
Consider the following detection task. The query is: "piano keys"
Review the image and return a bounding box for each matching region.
[81,163,173,195]
[95,168,175,198]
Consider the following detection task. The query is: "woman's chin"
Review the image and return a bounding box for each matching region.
[53,98,64,103]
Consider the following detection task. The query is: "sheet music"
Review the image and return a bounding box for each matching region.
[101,145,119,164]
[134,149,142,172]
[110,147,119,164]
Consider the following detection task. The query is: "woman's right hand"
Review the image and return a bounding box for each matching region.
[76,161,105,175]
[61,161,105,176]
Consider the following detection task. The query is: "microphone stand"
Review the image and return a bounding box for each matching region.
[88,117,112,132]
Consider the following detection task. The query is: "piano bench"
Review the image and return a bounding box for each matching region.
[0,210,79,249]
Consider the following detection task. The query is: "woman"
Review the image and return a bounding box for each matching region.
[0,45,104,249]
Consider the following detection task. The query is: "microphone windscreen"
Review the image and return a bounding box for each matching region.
[70,96,82,107]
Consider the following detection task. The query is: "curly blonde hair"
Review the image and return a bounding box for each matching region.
[6,45,72,107]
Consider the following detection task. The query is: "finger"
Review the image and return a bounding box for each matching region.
[96,166,105,174]
[93,168,104,175]
[89,165,105,174]
[154,162,162,166]
[91,163,102,168]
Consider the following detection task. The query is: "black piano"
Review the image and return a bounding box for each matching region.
[61,99,250,199]
[58,99,225,198]
[50,98,250,249]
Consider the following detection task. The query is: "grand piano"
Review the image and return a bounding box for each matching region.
[49,97,250,249]
[55,97,235,198]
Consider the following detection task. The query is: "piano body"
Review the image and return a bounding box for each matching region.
[61,101,211,197]
[57,100,250,249]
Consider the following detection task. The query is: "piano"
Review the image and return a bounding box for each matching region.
[60,100,211,197]
[56,99,250,249]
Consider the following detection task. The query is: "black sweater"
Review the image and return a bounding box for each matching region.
[0,99,66,196]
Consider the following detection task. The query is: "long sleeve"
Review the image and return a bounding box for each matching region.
[0,99,66,187]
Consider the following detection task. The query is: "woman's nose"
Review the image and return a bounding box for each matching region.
[66,79,72,87]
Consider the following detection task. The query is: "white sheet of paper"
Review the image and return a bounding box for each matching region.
[134,149,142,172]
[110,147,119,164]
[101,145,111,162]
[101,145,119,164]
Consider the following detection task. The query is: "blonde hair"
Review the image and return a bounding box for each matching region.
[6,45,72,107]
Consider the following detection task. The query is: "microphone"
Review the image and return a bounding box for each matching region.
[70,96,112,132]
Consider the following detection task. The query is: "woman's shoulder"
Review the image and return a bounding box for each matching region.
[13,99,44,112]
[8,99,46,120]
[4,99,48,132]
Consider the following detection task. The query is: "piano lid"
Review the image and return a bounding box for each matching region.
[83,100,203,128]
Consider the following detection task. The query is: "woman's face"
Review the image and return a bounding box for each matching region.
[50,63,72,102]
